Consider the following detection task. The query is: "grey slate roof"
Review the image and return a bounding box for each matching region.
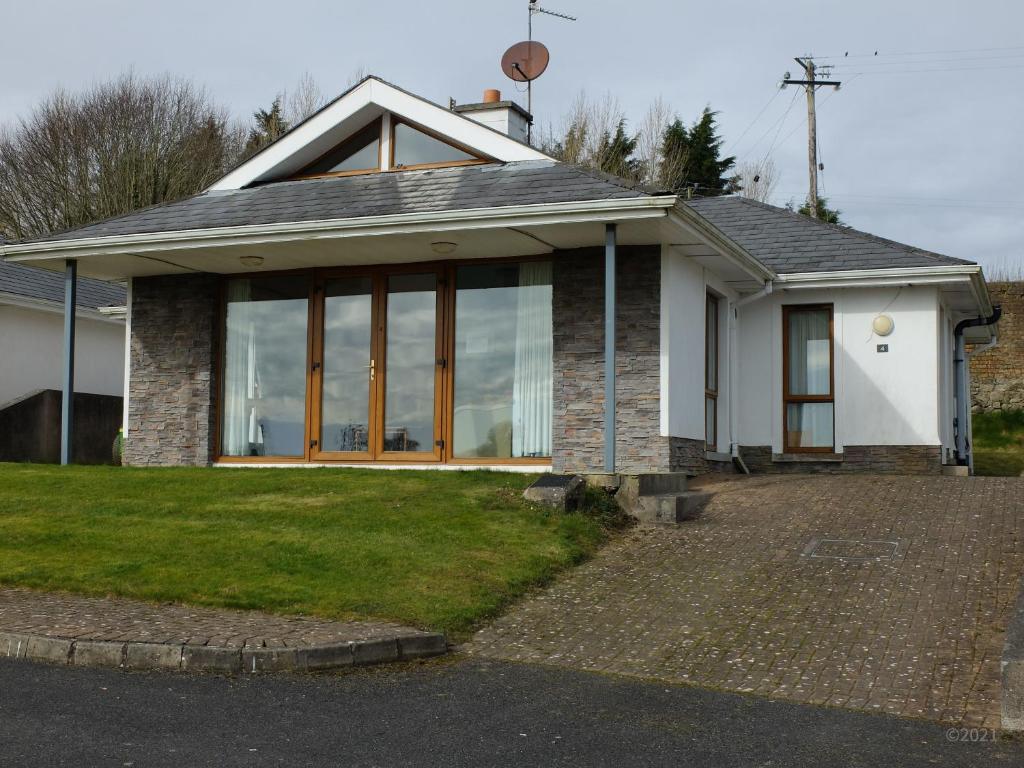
[28,161,647,243]
[684,196,974,274]
[0,258,125,310]
[12,162,975,278]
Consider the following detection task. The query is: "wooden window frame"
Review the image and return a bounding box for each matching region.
[705,292,719,452]
[214,256,552,467]
[782,303,835,454]
[215,272,315,465]
[389,117,490,172]
[289,118,384,181]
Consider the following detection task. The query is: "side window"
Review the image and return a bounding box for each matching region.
[705,294,719,450]
[783,305,835,451]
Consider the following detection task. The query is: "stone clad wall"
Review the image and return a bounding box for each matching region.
[124,274,219,466]
[551,246,672,474]
[971,282,1024,413]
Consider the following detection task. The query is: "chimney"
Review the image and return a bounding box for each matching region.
[453,89,532,143]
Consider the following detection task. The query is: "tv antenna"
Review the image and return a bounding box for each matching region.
[499,0,575,141]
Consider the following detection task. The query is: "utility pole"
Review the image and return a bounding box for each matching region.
[783,57,840,218]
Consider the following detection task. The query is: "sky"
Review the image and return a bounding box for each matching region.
[3,0,1022,275]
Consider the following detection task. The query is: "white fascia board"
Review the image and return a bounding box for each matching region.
[209,78,549,191]
[775,264,983,285]
[2,197,677,262]
[775,264,994,318]
[667,205,775,283]
[0,292,125,324]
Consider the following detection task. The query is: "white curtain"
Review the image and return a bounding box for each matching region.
[788,309,833,447]
[222,280,263,456]
[512,262,553,458]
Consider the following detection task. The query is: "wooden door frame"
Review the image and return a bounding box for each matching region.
[373,265,445,463]
[309,272,378,462]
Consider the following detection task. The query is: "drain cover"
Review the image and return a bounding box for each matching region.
[803,538,901,561]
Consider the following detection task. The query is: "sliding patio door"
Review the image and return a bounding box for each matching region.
[310,269,443,462]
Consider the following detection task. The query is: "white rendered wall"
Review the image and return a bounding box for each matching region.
[936,303,956,461]
[660,248,736,444]
[736,285,943,452]
[0,304,125,406]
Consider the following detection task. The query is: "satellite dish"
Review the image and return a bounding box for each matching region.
[501,41,550,82]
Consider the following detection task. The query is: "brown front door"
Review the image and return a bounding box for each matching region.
[310,268,444,462]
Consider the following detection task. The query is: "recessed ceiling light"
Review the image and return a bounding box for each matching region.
[430,241,457,255]
[239,255,264,267]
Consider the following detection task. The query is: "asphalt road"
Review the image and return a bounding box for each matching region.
[0,655,1021,767]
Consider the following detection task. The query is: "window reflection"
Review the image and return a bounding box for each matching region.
[321,277,373,452]
[392,122,477,168]
[383,274,437,452]
[221,277,308,457]
[453,262,552,458]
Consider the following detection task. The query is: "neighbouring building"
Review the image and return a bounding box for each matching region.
[0,77,999,475]
[0,257,125,463]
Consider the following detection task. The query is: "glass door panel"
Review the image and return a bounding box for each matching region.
[380,272,440,457]
[316,276,374,457]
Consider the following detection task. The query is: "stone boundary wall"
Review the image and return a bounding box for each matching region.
[124,274,219,467]
[971,282,1024,413]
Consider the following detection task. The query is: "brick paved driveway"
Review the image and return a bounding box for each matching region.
[469,475,1024,728]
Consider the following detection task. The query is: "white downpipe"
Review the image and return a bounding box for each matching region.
[729,282,774,466]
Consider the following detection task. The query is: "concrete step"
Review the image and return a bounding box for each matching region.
[633,491,714,525]
[635,472,693,496]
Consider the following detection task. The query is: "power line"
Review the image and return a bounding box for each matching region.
[735,88,799,162]
[833,63,1024,76]
[776,192,1024,210]
[827,54,1024,68]
[725,88,782,153]
[816,45,1024,59]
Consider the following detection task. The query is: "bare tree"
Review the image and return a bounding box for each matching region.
[634,96,672,187]
[346,67,368,88]
[737,158,778,203]
[0,73,239,240]
[539,91,631,173]
[283,71,327,126]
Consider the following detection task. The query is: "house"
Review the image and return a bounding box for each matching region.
[0,256,126,462]
[0,77,999,474]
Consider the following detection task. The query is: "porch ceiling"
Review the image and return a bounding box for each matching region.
[9,217,707,282]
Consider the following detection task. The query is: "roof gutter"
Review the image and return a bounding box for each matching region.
[1,196,678,262]
[776,264,993,316]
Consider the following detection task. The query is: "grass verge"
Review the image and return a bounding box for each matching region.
[972,410,1024,476]
[0,464,620,637]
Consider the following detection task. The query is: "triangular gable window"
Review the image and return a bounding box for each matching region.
[297,119,381,177]
[291,115,488,180]
[391,120,484,170]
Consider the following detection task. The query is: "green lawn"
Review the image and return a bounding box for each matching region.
[0,465,614,636]
[972,410,1024,477]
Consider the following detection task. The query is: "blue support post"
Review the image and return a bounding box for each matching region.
[61,259,77,465]
[604,223,616,473]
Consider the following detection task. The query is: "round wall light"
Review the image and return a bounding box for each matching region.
[872,314,895,337]
[239,255,264,268]
[430,241,458,255]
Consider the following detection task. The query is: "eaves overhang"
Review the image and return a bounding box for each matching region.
[0,291,125,323]
[1,196,678,263]
[667,202,776,284]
